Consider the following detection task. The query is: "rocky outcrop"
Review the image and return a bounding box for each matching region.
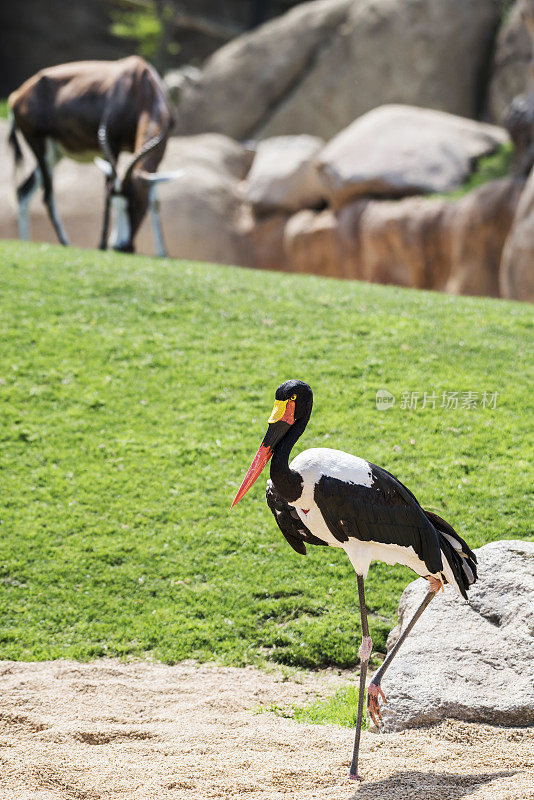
[174,0,502,141]
[277,177,523,295]
[242,135,325,214]
[381,540,534,731]
[239,209,289,272]
[503,0,534,177]
[150,159,251,266]
[284,209,360,279]
[316,106,508,207]
[488,1,533,124]
[174,0,351,140]
[338,196,453,290]
[500,167,534,302]
[446,177,525,297]
[498,0,534,302]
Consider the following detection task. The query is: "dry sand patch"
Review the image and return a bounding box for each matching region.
[0,659,532,799]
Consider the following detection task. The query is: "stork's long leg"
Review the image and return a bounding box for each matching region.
[349,574,372,781]
[367,585,438,726]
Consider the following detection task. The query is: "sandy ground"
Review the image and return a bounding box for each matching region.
[0,660,532,800]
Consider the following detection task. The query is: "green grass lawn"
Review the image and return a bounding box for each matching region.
[0,241,532,669]
[260,685,366,729]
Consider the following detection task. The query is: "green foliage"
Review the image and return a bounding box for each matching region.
[0,241,532,668]
[0,99,9,119]
[293,686,366,729]
[257,685,367,729]
[499,0,516,24]
[435,143,514,201]
[110,2,163,61]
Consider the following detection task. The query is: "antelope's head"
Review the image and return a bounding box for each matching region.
[95,122,183,253]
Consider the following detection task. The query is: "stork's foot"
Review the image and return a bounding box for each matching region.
[428,576,443,593]
[348,771,365,781]
[367,682,387,727]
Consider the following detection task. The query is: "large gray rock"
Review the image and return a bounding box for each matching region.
[166,132,253,180]
[445,177,525,298]
[500,167,534,302]
[175,0,351,140]
[338,194,453,289]
[381,540,534,731]
[317,105,509,207]
[284,208,361,278]
[488,1,533,125]
[175,0,501,141]
[242,135,325,213]
[502,1,534,176]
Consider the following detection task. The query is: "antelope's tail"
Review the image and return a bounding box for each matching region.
[425,509,478,599]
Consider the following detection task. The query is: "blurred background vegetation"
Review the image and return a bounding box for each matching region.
[0,0,302,95]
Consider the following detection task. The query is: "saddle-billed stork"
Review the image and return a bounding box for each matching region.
[232,379,477,781]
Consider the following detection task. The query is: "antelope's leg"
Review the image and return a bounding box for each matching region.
[17,168,42,241]
[349,574,372,781]
[37,139,69,246]
[149,186,167,258]
[100,184,112,250]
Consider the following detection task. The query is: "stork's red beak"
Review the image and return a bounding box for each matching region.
[231,398,295,507]
[231,443,272,507]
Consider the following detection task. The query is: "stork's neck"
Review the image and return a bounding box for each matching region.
[270,414,309,502]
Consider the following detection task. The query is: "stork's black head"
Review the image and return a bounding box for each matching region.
[231,379,312,507]
[273,379,313,424]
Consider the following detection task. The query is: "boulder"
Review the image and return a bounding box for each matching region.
[317,105,509,208]
[175,0,501,141]
[242,135,325,213]
[502,1,534,176]
[286,178,521,294]
[338,196,454,290]
[505,92,534,176]
[142,163,251,266]
[174,0,351,140]
[487,1,533,124]
[165,132,254,180]
[381,540,534,731]
[446,177,525,298]
[284,208,361,278]
[500,167,534,302]
[238,208,289,272]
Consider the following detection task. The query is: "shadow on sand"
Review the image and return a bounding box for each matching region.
[348,769,517,799]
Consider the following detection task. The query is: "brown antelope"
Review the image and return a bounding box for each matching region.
[8,56,183,256]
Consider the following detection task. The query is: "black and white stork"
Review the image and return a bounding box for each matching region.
[232,379,477,781]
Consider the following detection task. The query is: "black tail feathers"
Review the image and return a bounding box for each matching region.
[8,117,24,166]
[424,509,478,599]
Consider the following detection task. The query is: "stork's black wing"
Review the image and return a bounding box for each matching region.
[266,480,329,555]
[314,463,443,574]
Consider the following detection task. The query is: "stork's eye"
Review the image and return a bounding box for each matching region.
[291,394,297,401]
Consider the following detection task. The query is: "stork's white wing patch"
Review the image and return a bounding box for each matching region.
[290,448,374,488]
